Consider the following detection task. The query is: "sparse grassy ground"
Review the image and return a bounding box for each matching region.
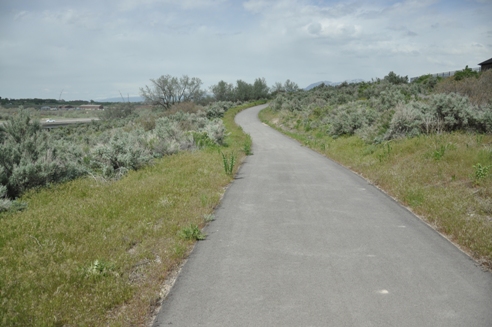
[260,107,492,269]
[0,101,262,326]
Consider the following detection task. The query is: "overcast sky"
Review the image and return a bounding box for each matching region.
[1,0,490,101]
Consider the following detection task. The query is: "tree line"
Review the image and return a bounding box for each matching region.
[0,98,91,109]
[1,75,300,111]
[140,75,299,109]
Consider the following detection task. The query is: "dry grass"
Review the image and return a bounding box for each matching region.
[0,101,261,326]
[435,69,492,106]
[260,107,492,269]
[165,102,204,115]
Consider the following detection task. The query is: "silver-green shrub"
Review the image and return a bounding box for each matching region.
[328,102,378,137]
[385,102,425,139]
[0,111,86,199]
[89,129,152,178]
[471,105,492,133]
[0,102,234,202]
[205,101,235,119]
[385,93,480,139]
[428,93,474,132]
[269,74,492,143]
[146,112,226,157]
[202,119,226,145]
[270,94,285,111]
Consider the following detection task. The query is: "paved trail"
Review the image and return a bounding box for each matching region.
[153,104,492,326]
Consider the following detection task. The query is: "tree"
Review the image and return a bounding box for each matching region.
[384,71,408,85]
[284,79,300,92]
[140,74,204,109]
[235,80,253,101]
[454,66,479,81]
[252,77,269,99]
[270,82,284,94]
[210,80,235,101]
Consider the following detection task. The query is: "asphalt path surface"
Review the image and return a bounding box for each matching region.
[153,104,492,326]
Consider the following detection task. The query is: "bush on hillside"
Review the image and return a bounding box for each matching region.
[384,93,489,139]
[453,66,479,81]
[412,74,441,90]
[0,111,86,199]
[205,101,236,119]
[384,71,409,85]
[269,72,492,143]
[89,129,152,178]
[0,102,233,202]
[328,102,378,137]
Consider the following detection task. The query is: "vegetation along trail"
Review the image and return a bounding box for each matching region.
[153,104,492,326]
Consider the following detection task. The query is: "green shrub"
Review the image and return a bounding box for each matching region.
[473,163,490,184]
[412,74,441,90]
[179,224,206,240]
[453,65,479,81]
[383,71,408,85]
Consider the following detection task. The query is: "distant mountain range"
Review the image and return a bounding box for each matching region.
[97,96,144,103]
[304,79,365,90]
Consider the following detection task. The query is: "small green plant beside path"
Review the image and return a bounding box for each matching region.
[179,224,206,240]
[221,151,237,175]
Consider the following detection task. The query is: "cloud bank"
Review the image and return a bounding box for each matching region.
[0,0,490,100]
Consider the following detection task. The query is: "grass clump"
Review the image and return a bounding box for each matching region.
[243,133,253,155]
[473,163,491,185]
[221,151,237,175]
[179,224,206,240]
[203,213,215,222]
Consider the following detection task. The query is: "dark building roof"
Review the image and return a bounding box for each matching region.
[478,58,492,65]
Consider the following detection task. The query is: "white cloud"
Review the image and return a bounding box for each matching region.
[13,10,29,20]
[242,0,267,13]
[119,0,227,11]
[0,0,491,100]
[307,22,322,35]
